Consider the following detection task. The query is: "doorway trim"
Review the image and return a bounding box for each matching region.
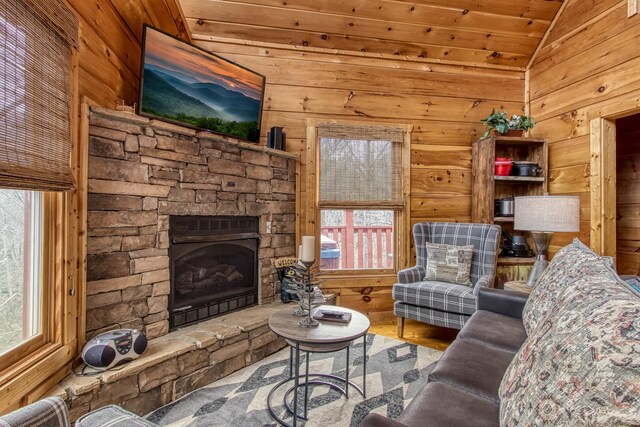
[589,98,640,257]
[589,118,616,257]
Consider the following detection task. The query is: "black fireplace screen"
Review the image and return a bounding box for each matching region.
[169,216,259,329]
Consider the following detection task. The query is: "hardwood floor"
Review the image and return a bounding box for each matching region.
[369,318,458,351]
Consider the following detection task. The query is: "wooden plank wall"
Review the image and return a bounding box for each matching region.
[527,0,640,255]
[193,38,524,318]
[616,114,640,275]
[67,0,190,108]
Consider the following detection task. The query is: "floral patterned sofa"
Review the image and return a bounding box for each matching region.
[361,238,640,426]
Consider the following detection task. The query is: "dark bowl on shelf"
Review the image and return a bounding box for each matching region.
[511,161,542,177]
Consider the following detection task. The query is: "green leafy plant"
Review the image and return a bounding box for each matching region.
[480,108,509,138]
[508,114,536,131]
[481,109,537,138]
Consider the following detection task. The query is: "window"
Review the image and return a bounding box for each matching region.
[0,0,78,406]
[0,190,43,355]
[320,209,394,269]
[310,122,410,272]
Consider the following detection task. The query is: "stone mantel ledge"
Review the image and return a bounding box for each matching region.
[90,107,299,160]
[52,302,285,402]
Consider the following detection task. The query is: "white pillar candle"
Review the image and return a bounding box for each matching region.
[301,236,315,262]
[298,245,303,260]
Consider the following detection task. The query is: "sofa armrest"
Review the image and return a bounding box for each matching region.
[359,413,408,427]
[477,287,528,319]
[472,274,495,295]
[397,266,425,284]
[0,397,70,427]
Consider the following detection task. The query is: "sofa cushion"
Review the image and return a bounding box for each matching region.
[428,338,515,403]
[393,281,476,315]
[500,257,640,426]
[458,310,527,353]
[424,242,474,285]
[397,382,499,427]
[522,238,603,335]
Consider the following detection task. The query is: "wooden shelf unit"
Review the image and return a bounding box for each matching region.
[471,135,548,224]
[472,135,548,286]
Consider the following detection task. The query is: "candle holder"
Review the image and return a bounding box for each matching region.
[286,260,323,327]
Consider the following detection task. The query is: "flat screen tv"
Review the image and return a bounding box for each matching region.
[138,25,265,142]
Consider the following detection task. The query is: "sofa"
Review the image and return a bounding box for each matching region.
[362,238,640,426]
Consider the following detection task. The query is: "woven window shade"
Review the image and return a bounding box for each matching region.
[0,0,76,191]
[318,123,403,208]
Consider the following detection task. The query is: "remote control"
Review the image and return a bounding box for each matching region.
[321,309,345,317]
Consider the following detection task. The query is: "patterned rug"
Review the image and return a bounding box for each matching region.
[147,333,442,426]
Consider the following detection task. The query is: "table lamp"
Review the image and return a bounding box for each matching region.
[514,196,580,287]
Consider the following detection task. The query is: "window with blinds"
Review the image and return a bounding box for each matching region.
[0,0,77,191]
[318,123,403,209]
[0,0,77,374]
[317,123,405,271]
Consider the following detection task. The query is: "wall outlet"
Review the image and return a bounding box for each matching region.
[266,221,272,234]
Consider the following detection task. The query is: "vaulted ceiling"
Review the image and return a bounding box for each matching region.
[178,0,564,69]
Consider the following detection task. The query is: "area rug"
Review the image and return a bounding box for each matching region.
[147,333,442,426]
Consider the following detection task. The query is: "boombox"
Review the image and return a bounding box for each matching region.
[82,329,147,370]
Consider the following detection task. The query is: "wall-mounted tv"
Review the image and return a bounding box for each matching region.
[138,25,265,142]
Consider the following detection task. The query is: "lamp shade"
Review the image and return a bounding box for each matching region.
[514,196,580,232]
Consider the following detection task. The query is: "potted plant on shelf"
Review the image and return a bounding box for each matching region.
[507,114,536,137]
[481,109,536,138]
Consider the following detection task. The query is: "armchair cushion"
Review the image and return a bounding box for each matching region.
[393,281,476,315]
[424,242,474,285]
[75,405,157,426]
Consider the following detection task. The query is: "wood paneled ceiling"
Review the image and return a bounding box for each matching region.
[179,0,563,69]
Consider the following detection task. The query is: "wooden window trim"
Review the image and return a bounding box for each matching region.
[0,193,66,391]
[629,0,639,17]
[304,118,412,276]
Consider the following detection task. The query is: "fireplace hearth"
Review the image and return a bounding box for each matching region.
[169,216,259,329]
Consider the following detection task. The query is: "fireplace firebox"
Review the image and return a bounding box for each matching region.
[169,216,259,329]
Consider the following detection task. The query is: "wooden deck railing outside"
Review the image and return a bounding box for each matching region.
[320,210,393,269]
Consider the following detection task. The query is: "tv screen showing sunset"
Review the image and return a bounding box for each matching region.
[139,26,265,142]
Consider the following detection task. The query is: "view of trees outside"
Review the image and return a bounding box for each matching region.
[0,190,39,354]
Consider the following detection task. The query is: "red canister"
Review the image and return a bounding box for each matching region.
[495,157,513,176]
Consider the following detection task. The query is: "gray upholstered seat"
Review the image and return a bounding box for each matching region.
[393,222,501,332]
[393,280,476,315]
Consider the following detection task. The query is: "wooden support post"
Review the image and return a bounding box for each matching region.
[590,118,617,259]
[345,209,355,268]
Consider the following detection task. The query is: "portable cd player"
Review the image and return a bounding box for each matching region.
[81,329,147,370]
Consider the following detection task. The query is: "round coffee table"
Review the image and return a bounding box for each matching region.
[267,305,370,427]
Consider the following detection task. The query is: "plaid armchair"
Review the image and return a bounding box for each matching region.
[393,222,501,332]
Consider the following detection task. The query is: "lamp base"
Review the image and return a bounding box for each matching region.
[526,232,553,287]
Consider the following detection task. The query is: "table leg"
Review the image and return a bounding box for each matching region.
[293,342,300,427]
[304,351,310,419]
[363,333,367,398]
[289,346,293,379]
[345,344,350,398]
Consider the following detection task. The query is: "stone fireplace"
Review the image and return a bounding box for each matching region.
[85,107,297,340]
[169,215,259,328]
